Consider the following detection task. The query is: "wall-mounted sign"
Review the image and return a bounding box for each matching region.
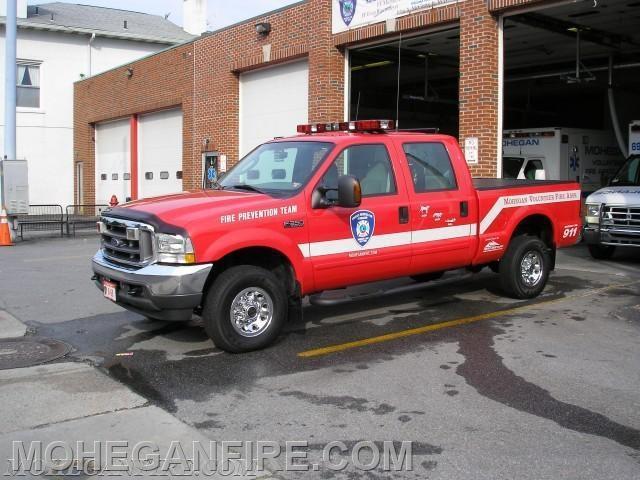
[464,137,479,165]
[332,0,456,34]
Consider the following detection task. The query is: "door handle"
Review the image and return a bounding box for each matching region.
[460,201,469,218]
[399,206,409,224]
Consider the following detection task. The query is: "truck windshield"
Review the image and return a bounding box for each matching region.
[609,155,640,187]
[219,141,334,195]
[503,157,525,179]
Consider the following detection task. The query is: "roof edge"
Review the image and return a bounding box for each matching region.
[0,18,192,44]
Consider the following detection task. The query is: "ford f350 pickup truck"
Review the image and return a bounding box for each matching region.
[584,154,640,259]
[92,120,581,353]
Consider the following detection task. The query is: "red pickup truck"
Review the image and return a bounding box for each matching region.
[93,120,581,352]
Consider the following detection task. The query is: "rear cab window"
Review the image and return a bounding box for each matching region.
[402,142,457,192]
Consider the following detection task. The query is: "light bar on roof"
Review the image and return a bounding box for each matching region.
[297,119,396,135]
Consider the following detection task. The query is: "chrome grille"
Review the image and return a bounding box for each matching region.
[600,205,640,246]
[100,217,154,268]
[602,205,640,229]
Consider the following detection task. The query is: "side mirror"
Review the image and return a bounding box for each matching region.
[534,170,546,181]
[337,175,362,208]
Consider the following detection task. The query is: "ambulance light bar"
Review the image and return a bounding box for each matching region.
[297,119,395,134]
[505,131,556,139]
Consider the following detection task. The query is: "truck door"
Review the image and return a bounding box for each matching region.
[305,142,411,291]
[397,141,476,274]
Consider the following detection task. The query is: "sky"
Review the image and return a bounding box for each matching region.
[30,0,300,31]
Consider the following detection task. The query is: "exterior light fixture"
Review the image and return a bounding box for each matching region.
[126,67,134,78]
[255,22,271,35]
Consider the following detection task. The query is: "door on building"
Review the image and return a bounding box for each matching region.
[95,119,130,205]
[138,109,184,199]
[306,142,412,291]
[239,60,309,157]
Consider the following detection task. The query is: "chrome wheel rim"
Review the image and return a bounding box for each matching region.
[230,287,273,337]
[520,251,543,287]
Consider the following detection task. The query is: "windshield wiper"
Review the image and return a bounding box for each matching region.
[228,184,266,194]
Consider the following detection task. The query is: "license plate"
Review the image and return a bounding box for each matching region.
[103,280,117,302]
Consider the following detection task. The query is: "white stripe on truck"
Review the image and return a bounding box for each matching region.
[479,189,580,234]
[298,224,476,258]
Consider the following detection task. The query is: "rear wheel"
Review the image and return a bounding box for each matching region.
[588,244,616,260]
[499,236,551,299]
[202,265,287,353]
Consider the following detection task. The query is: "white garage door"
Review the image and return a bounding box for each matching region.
[95,119,130,205]
[138,109,183,199]
[239,60,309,157]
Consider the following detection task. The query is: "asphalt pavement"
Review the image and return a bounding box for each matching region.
[0,235,639,478]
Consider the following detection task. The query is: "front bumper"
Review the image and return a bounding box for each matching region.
[92,251,213,321]
[583,225,640,247]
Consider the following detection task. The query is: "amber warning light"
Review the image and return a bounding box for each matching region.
[297,119,395,134]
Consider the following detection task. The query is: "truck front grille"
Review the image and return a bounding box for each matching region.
[601,205,640,246]
[100,217,154,268]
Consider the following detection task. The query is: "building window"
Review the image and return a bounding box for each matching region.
[17,62,41,108]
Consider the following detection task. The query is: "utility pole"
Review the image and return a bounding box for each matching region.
[2,0,18,209]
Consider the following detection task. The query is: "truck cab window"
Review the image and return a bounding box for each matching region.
[320,144,396,197]
[403,142,456,192]
[610,156,640,186]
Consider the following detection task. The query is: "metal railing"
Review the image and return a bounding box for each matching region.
[15,204,110,239]
[16,204,64,239]
[66,204,109,236]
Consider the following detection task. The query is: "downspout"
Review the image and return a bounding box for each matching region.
[88,33,96,77]
[607,56,628,158]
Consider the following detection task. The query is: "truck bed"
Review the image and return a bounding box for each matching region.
[473,178,577,191]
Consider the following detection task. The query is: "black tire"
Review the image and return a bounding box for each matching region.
[202,265,287,353]
[410,271,444,283]
[588,244,616,260]
[499,236,551,299]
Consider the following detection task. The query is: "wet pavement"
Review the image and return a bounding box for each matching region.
[1,236,639,478]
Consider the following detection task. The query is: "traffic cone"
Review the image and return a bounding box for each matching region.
[0,209,14,246]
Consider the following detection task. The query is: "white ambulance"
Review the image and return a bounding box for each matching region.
[502,128,625,194]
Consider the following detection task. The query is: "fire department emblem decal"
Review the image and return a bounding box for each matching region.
[350,210,375,247]
[339,0,356,26]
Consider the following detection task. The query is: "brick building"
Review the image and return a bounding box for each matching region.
[74,0,640,204]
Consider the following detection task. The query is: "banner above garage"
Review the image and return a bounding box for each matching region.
[332,0,456,34]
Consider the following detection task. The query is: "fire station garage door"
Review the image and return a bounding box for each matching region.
[239,60,309,157]
[138,109,183,199]
[95,119,130,206]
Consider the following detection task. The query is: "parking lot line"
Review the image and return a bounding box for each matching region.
[298,281,639,358]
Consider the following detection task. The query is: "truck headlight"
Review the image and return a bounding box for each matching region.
[156,233,195,264]
[584,204,600,226]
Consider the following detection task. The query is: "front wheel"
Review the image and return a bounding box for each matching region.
[499,236,551,299]
[202,265,287,353]
[588,244,616,260]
